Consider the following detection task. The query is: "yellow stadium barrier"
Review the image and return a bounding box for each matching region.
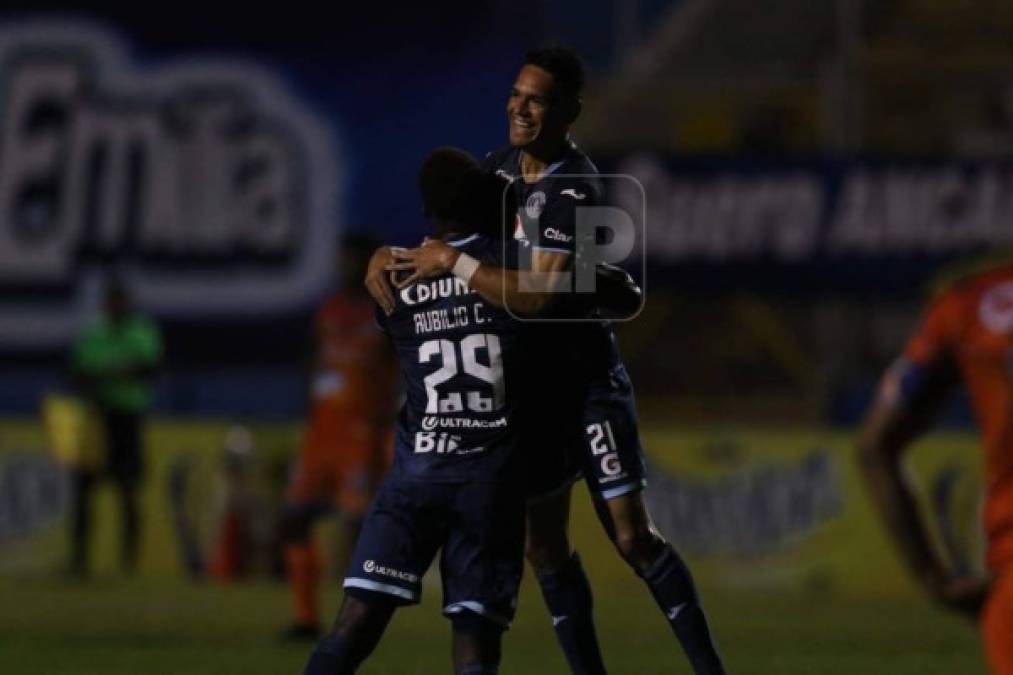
[41,394,106,471]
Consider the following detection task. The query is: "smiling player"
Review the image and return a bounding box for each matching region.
[373,47,727,675]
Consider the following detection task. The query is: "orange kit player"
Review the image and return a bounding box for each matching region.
[858,258,1013,674]
[281,233,399,640]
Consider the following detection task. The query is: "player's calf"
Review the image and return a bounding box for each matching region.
[302,593,395,675]
[638,544,726,674]
[281,501,330,543]
[282,501,334,636]
[526,488,608,674]
[302,634,353,675]
[610,521,666,574]
[534,552,608,675]
[593,489,665,573]
[451,611,505,675]
[597,492,727,674]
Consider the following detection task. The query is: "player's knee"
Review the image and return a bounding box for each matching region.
[451,611,503,674]
[612,524,664,572]
[332,595,369,636]
[451,609,504,637]
[524,535,570,572]
[332,591,390,636]
[280,506,312,543]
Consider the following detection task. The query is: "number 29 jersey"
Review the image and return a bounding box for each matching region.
[375,234,523,484]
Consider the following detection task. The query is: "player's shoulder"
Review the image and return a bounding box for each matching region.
[546,142,601,199]
[914,260,1013,337]
[560,140,599,175]
[482,145,520,177]
[929,254,1013,306]
[454,232,496,259]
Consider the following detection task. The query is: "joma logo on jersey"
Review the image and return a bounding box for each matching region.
[0,22,340,347]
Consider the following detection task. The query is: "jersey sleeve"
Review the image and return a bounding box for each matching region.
[879,292,963,408]
[481,145,512,174]
[480,151,498,173]
[529,179,600,256]
[904,293,961,366]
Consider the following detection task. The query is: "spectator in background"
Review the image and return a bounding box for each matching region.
[69,277,162,576]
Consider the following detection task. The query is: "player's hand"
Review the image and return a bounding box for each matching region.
[364,246,398,314]
[929,574,991,618]
[594,262,643,318]
[385,240,460,289]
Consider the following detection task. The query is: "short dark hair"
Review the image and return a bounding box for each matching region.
[524,46,585,101]
[419,147,481,221]
[339,231,380,256]
[418,147,510,236]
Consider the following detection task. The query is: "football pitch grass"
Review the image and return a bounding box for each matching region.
[0,419,989,673]
[0,556,984,674]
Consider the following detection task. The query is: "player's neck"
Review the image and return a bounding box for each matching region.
[433,221,472,241]
[519,137,568,183]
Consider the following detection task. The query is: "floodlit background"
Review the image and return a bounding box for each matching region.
[1,1,1007,672]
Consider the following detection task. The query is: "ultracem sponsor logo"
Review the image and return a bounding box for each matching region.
[0,21,342,347]
[420,416,507,430]
[363,559,418,584]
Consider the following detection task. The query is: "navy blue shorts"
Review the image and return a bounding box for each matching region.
[524,364,647,502]
[578,364,648,500]
[343,477,525,628]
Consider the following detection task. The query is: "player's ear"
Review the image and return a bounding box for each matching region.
[557,94,581,125]
[570,97,582,123]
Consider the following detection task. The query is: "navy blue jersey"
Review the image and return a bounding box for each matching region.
[482,142,621,383]
[483,141,602,259]
[376,234,523,483]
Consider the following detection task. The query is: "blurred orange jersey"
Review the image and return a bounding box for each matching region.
[288,292,397,513]
[903,263,1013,572]
[311,292,396,418]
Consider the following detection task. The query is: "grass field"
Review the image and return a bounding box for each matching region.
[0,571,986,674]
[0,419,990,674]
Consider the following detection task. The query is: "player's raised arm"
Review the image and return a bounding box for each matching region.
[363,245,397,315]
[387,241,570,316]
[387,244,640,319]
